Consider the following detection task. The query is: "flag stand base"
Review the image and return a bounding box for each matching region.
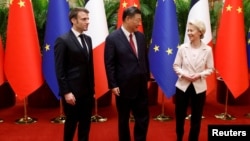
[16,98,37,124]
[215,87,236,120]
[153,92,173,122]
[153,114,172,121]
[185,114,205,120]
[15,117,37,124]
[91,115,107,122]
[51,115,66,124]
[91,97,107,122]
[215,113,236,120]
[51,99,66,124]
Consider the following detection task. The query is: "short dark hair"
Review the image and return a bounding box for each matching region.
[69,7,89,24]
[122,6,141,21]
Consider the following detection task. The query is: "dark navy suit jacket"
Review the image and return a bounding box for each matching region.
[54,30,94,99]
[104,28,149,99]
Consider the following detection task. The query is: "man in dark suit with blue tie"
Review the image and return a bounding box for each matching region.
[54,7,94,141]
[104,6,150,141]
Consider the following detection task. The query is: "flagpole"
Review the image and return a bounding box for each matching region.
[91,96,107,122]
[15,97,37,124]
[51,98,66,124]
[153,92,172,121]
[215,87,236,120]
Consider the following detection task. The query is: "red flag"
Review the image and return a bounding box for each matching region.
[85,0,109,98]
[0,36,5,86]
[117,0,143,32]
[184,0,216,95]
[4,0,44,100]
[215,0,248,98]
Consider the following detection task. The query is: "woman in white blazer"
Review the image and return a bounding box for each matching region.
[173,19,214,141]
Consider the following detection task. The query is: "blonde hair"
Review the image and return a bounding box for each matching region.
[188,19,206,39]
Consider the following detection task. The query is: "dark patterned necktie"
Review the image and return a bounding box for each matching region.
[129,33,137,57]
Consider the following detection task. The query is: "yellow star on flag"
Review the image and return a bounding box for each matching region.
[122,1,128,8]
[10,0,14,5]
[236,7,242,13]
[18,0,25,8]
[153,45,159,52]
[166,48,173,55]
[226,4,232,11]
[44,44,50,51]
[133,3,138,7]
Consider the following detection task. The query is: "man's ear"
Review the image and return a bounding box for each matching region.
[71,18,76,24]
[125,16,130,22]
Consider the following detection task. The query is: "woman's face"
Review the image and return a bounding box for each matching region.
[187,24,202,42]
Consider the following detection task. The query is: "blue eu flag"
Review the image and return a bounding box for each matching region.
[148,0,180,98]
[42,0,71,99]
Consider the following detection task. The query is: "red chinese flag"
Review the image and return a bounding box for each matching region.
[0,36,5,86]
[117,0,143,32]
[4,0,44,100]
[215,0,248,98]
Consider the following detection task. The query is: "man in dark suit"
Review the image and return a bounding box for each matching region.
[104,6,150,141]
[54,7,94,141]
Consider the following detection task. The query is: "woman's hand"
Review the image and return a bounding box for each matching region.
[183,74,201,82]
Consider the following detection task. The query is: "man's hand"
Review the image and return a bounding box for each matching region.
[64,92,76,105]
[111,87,120,96]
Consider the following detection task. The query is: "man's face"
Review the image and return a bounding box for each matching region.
[127,13,142,32]
[72,11,89,33]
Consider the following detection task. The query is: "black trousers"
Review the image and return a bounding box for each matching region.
[115,94,149,141]
[63,96,94,141]
[175,84,206,141]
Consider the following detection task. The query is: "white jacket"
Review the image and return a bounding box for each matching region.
[173,42,214,94]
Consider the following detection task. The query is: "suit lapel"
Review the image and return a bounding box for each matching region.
[69,31,89,60]
[119,29,138,58]
[134,32,141,58]
[84,35,92,55]
[183,45,198,71]
[193,46,207,69]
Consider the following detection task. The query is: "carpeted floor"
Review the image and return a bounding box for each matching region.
[0,89,250,141]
